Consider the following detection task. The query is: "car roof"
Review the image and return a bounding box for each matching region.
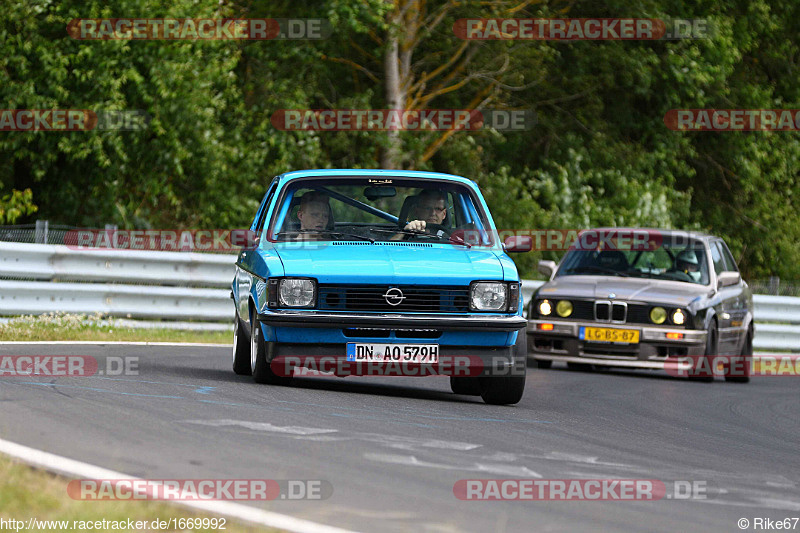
[584,227,717,243]
[275,169,478,187]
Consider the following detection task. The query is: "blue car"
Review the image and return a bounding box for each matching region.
[230,169,529,404]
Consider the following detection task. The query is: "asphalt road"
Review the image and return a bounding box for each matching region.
[0,344,798,533]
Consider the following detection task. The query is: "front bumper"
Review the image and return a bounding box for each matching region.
[527,319,707,369]
[263,342,521,377]
[258,311,526,332]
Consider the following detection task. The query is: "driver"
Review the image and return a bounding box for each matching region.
[675,249,701,282]
[403,189,448,233]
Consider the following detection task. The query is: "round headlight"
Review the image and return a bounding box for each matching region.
[650,306,667,324]
[672,309,686,325]
[556,300,573,317]
[538,300,552,316]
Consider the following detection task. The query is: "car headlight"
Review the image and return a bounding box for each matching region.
[556,300,573,317]
[277,278,316,308]
[470,282,508,311]
[650,306,667,324]
[671,309,686,325]
[538,299,553,316]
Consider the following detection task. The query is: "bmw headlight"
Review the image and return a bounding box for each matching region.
[671,309,686,325]
[470,282,508,311]
[556,300,573,317]
[538,299,553,316]
[650,306,667,324]
[277,278,316,308]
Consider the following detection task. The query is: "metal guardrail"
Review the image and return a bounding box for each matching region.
[0,242,233,287]
[0,242,798,350]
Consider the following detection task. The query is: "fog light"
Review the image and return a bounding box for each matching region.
[556,300,573,317]
[650,306,667,324]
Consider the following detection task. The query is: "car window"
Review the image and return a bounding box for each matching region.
[710,241,726,276]
[718,241,739,272]
[267,177,493,245]
[252,179,278,233]
[556,236,709,284]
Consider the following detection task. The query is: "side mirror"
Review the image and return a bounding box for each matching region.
[503,235,532,253]
[538,260,557,278]
[717,271,741,288]
[231,229,259,250]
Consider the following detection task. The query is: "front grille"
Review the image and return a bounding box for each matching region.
[534,299,666,326]
[318,285,470,313]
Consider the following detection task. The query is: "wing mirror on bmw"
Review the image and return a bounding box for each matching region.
[538,260,557,278]
[717,271,741,288]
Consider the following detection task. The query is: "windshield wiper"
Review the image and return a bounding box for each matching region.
[564,266,629,277]
[372,228,472,247]
[371,228,440,240]
[274,230,374,243]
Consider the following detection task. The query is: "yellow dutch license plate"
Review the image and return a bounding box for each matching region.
[580,326,640,344]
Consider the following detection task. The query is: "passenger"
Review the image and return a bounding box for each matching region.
[296,191,332,240]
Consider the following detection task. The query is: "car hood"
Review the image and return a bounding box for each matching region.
[275,243,505,285]
[539,275,709,307]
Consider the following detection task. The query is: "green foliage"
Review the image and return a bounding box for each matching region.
[0,188,37,223]
[1,0,797,280]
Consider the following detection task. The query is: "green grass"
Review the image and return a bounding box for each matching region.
[0,453,272,532]
[0,313,231,343]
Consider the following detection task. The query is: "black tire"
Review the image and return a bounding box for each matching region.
[450,376,481,396]
[690,321,717,382]
[478,330,526,405]
[567,362,593,372]
[726,328,752,383]
[232,312,251,375]
[250,315,293,385]
[534,359,553,369]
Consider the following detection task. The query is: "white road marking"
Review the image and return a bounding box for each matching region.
[185,419,339,435]
[185,419,482,451]
[364,452,542,478]
[0,437,359,533]
[0,341,230,346]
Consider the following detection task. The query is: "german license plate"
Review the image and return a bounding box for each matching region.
[346,343,439,363]
[580,326,640,344]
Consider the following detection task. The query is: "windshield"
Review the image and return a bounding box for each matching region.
[266,177,494,246]
[555,237,710,285]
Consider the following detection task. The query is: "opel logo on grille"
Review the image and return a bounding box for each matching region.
[383,287,406,306]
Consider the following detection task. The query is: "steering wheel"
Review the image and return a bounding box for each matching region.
[661,270,694,282]
[425,223,451,237]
